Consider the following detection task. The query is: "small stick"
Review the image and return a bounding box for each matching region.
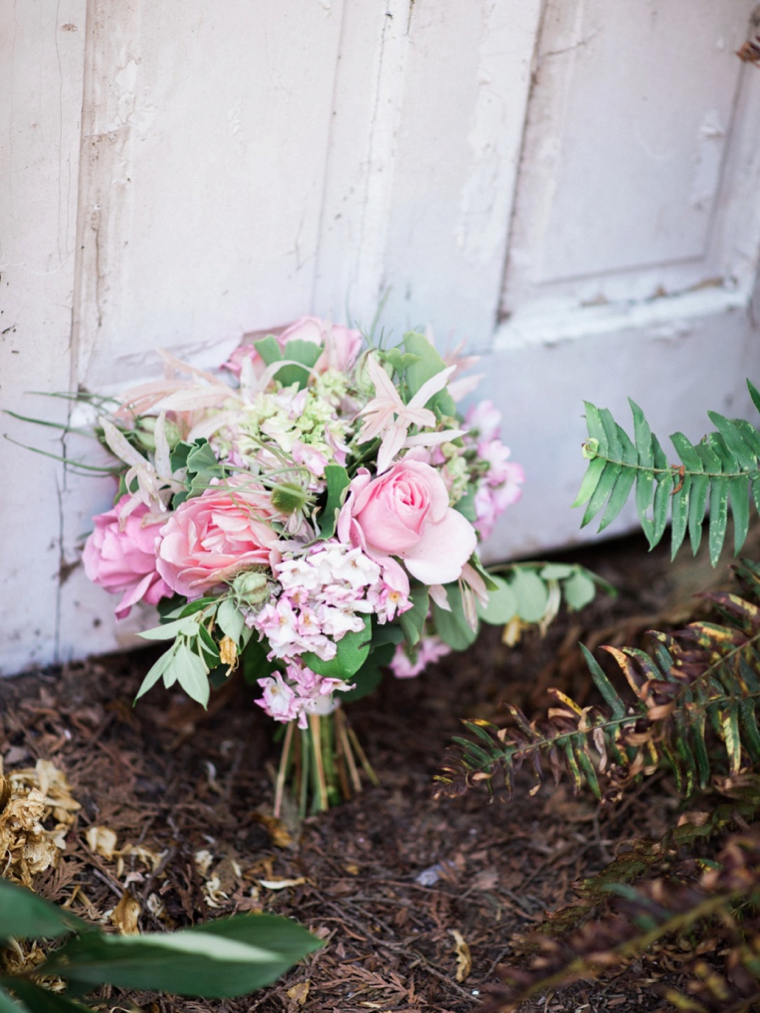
[336,708,362,795]
[274,720,295,819]
[347,723,380,787]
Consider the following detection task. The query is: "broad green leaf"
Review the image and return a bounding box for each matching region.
[302,620,371,680]
[253,335,283,365]
[572,456,605,510]
[134,648,175,702]
[138,615,200,641]
[241,637,276,685]
[398,587,429,646]
[476,575,518,625]
[340,643,395,702]
[174,643,210,707]
[217,598,246,643]
[708,476,728,567]
[402,332,456,416]
[370,620,405,647]
[274,340,322,388]
[539,563,575,580]
[0,988,26,1013]
[433,584,478,650]
[319,464,350,539]
[45,914,322,999]
[0,880,84,941]
[509,568,549,623]
[562,571,596,612]
[0,981,90,1013]
[453,488,477,522]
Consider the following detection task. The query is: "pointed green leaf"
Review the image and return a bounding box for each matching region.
[707,411,756,470]
[688,474,710,554]
[433,584,478,650]
[583,402,608,455]
[174,643,210,707]
[651,475,671,547]
[0,981,90,1013]
[582,462,621,527]
[670,433,703,472]
[572,457,606,511]
[629,398,653,465]
[599,408,622,461]
[732,418,760,457]
[134,648,175,702]
[580,644,626,719]
[0,880,85,941]
[671,472,691,559]
[694,438,723,474]
[708,476,729,567]
[398,587,429,646]
[319,464,350,539]
[598,468,636,532]
[748,379,760,416]
[0,988,26,1013]
[217,598,246,643]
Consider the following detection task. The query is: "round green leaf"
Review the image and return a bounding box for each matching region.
[509,569,549,623]
[477,575,518,625]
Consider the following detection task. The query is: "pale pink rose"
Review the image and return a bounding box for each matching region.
[156,480,280,598]
[83,496,172,619]
[338,460,477,586]
[222,343,268,379]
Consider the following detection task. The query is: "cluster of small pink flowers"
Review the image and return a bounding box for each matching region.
[464,401,525,540]
[249,541,414,723]
[389,635,452,679]
[255,663,350,729]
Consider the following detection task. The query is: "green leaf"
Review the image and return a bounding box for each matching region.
[302,620,371,680]
[398,587,429,646]
[598,467,636,532]
[453,488,477,522]
[582,462,621,527]
[0,987,27,1013]
[134,647,175,702]
[0,981,90,1013]
[433,584,478,650]
[688,474,710,554]
[563,571,596,612]
[241,637,275,685]
[174,643,210,707]
[583,402,608,455]
[477,575,517,625]
[671,472,692,559]
[572,457,606,510]
[340,643,395,703]
[402,332,456,416]
[629,399,653,465]
[651,474,671,547]
[509,568,549,623]
[253,335,283,365]
[729,475,750,555]
[707,411,756,470]
[708,476,728,567]
[382,347,421,374]
[748,379,760,416]
[138,615,201,641]
[319,465,350,539]
[0,880,84,942]
[274,339,322,389]
[539,563,576,580]
[44,914,322,999]
[217,598,246,643]
[670,433,703,472]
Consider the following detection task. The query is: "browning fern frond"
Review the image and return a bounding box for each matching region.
[479,830,760,1013]
[435,562,760,804]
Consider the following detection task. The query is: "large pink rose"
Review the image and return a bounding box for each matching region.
[83,496,171,619]
[338,460,477,586]
[156,481,280,599]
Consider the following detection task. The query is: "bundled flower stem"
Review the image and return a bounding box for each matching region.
[76,316,525,813]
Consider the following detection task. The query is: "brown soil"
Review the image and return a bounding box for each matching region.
[0,530,748,1013]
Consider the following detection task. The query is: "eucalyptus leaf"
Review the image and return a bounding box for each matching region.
[174,643,210,707]
[433,584,478,650]
[398,587,429,646]
[509,568,549,623]
[477,575,518,625]
[562,571,597,611]
[217,598,246,643]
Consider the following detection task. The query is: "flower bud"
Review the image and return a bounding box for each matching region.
[271,482,310,515]
[231,570,270,605]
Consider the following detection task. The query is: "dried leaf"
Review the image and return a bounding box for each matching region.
[111,891,141,935]
[451,929,472,982]
[287,981,310,1005]
[86,825,118,861]
[258,877,306,890]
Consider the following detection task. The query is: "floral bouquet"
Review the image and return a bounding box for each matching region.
[80,318,524,813]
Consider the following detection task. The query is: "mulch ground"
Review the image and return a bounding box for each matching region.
[0,530,747,1013]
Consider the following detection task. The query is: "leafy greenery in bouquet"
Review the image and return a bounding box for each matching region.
[440,380,760,1013]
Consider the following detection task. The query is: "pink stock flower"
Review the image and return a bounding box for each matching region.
[83,496,171,619]
[390,636,452,678]
[338,459,477,586]
[156,480,280,599]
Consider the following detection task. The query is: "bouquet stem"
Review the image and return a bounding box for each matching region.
[273,709,378,818]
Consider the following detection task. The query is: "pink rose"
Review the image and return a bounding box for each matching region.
[83,496,171,619]
[338,460,477,586]
[156,480,280,598]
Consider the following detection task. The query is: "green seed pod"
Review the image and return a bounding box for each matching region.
[271,482,310,515]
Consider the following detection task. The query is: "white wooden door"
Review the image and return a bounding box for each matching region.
[2,0,760,673]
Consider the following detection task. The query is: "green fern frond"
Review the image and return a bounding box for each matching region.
[434,564,760,804]
[573,379,760,566]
